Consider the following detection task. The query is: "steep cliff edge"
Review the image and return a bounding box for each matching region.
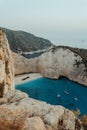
[38,46,87,86]
[0,29,14,97]
[12,52,39,75]
[0,90,83,130]
[13,46,87,86]
[0,30,84,130]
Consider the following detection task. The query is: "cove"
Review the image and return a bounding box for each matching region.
[15,77,87,115]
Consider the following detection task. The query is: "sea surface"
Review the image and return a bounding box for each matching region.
[16,77,87,115]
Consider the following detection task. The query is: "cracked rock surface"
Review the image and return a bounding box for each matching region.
[0,30,14,97]
[0,90,83,130]
[0,29,84,130]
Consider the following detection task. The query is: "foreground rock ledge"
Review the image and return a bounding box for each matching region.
[0,90,83,130]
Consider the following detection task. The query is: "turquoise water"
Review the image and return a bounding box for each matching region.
[16,77,87,115]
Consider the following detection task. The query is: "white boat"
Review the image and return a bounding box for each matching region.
[57,94,60,97]
[64,90,69,95]
[74,97,78,101]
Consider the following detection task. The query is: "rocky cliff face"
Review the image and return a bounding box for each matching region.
[0,30,84,130]
[13,46,87,86]
[38,47,87,86]
[12,52,39,75]
[0,90,83,130]
[0,29,14,97]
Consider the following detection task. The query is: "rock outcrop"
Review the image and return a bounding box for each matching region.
[0,29,14,97]
[12,52,39,75]
[0,90,83,130]
[0,30,84,130]
[38,47,87,86]
[13,46,87,86]
[0,30,83,130]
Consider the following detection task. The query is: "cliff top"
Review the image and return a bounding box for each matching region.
[49,45,87,67]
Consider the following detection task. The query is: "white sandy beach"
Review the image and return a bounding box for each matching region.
[15,73,42,85]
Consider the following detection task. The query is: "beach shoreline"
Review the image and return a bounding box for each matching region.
[15,73,42,85]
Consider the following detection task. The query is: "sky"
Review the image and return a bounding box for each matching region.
[0,0,87,48]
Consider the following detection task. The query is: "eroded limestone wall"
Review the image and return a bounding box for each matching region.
[38,47,87,86]
[0,29,14,97]
[13,46,87,86]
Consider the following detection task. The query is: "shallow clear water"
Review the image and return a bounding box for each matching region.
[16,77,87,115]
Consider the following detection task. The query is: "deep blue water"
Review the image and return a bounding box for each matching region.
[15,77,87,115]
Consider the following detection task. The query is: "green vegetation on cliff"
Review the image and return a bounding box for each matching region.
[2,28,53,52]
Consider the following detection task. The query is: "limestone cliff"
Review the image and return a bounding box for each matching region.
[12,52,38,75]
[13,46,87,86]
[0,90,83,130]
[38,46,87,86]
[0,30,84,130]
[0,29,14,97]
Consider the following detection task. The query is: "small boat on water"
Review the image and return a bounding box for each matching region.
[64,90,69,95]
[57,94,60,97]
[74,97,78,101]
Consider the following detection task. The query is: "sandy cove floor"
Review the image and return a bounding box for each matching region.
[15,73,42,85]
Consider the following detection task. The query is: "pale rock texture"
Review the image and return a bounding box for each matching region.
[13,47,87,86]
[38,47,87,86]
[0,29,14,97]
[0,30,84,130]
[12,52,38,75]
[22,117,47,130]
[0,90,83,130]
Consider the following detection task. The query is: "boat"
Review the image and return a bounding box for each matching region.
[57,94,60,97]
[74,97,78,101]
[64,90,69,95]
